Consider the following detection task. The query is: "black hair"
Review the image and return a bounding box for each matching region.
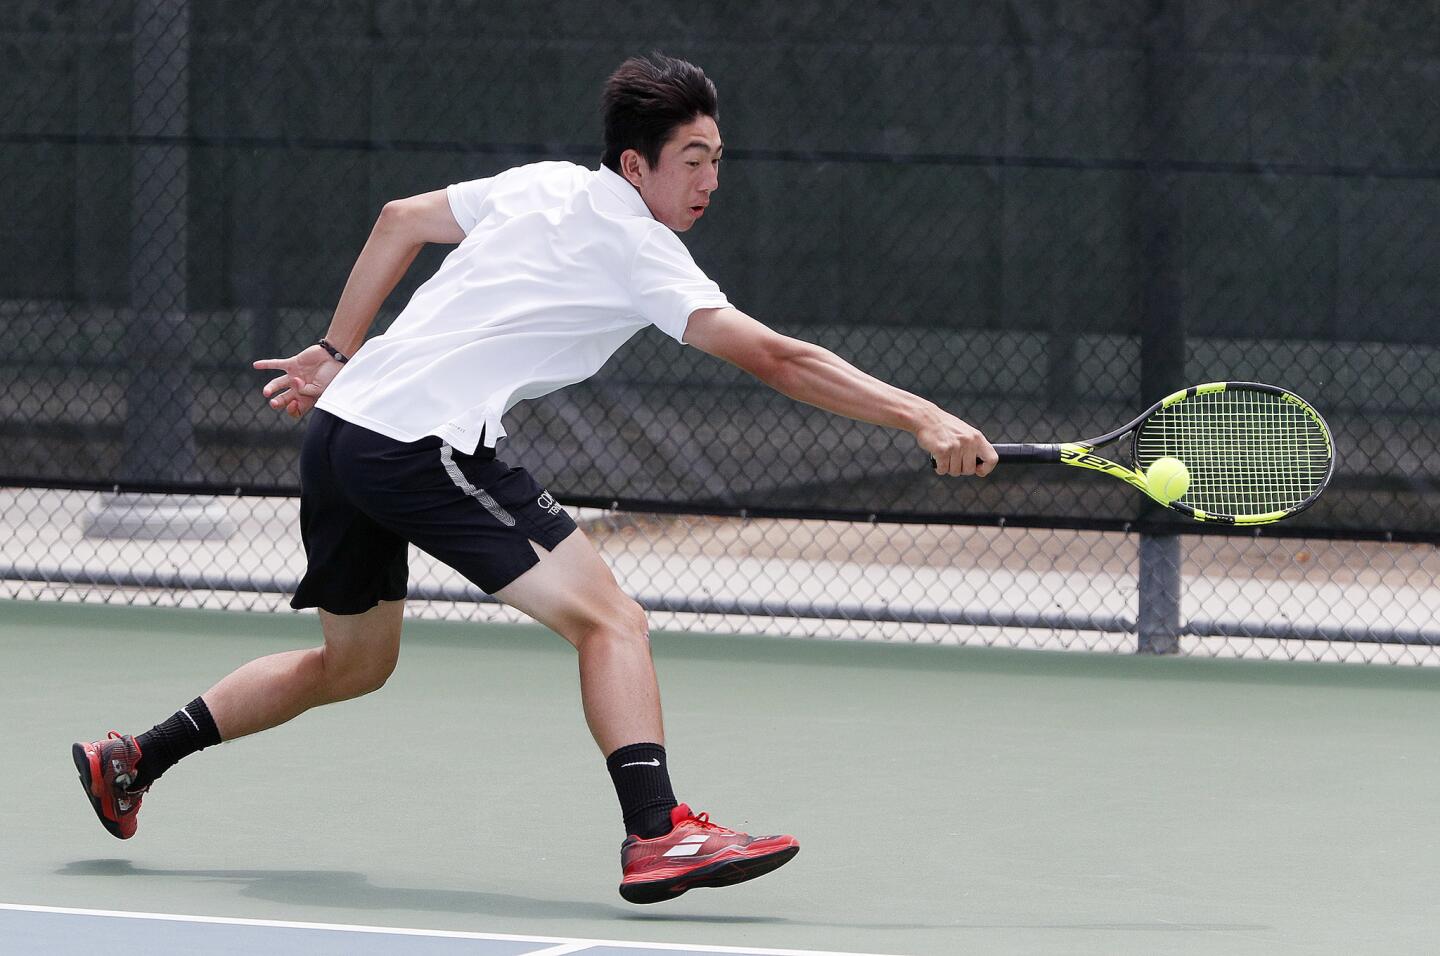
[601,53,718,173]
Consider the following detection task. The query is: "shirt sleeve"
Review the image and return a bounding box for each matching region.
[630,229,732,344]
[446,176,499,234]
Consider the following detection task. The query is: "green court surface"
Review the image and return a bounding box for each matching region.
[2,599,1438,954]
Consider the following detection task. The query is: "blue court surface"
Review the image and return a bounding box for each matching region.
[0,904,893,956]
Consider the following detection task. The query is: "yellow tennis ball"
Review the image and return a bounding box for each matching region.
[1146,456,1191,504]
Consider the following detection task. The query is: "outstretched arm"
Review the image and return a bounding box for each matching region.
[252,189,466,418]
[683,307,997,477]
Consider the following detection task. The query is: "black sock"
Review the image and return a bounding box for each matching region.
[132,696,222,791]
[606,742,678,838]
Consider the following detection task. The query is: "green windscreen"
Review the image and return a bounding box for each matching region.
[2,2,1433,537]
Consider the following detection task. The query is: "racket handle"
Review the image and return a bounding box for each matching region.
[993,443,1063,463]
[926,442,1062,470]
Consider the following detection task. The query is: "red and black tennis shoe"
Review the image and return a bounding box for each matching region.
[72,731,148,839]
[618,803,799,904]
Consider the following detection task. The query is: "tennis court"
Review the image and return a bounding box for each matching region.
[5,598,1437,954]
[7,4,1440,955]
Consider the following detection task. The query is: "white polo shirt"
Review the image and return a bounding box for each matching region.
[316,161,731,454]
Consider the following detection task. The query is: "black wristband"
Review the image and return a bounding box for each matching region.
[316,338,349,363]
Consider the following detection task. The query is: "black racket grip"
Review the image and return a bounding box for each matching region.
[926,443,1062,470]
[993,443,1063,463]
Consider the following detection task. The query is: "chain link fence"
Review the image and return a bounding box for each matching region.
[3,2,1439,662]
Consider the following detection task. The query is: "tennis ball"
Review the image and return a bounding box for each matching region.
[1146,456,1191,504]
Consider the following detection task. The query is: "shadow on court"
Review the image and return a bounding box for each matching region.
[56,859,935,932]
[60,859,654,923]
[59,860,1267,936]
[57,860,1021,934]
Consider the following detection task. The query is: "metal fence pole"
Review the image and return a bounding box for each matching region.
[1137,533,1182,653]
[1135,0,1186,653]
[83,0,231,539]
[124,0,194,483]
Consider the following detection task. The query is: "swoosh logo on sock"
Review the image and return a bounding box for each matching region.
[620,759,661,768]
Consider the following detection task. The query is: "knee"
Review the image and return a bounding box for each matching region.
[317,645,398,701]
[352,656,396,696]
[574,598,649,653]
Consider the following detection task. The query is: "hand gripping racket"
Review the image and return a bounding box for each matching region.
[956,382,1334,526]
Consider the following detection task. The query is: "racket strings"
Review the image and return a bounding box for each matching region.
[1134,389,1331,517]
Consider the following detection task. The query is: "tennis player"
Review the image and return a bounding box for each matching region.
[74,53,996,903]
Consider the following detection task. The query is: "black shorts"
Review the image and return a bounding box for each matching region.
[291,410,578,615]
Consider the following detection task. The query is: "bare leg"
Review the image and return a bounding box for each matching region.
[202,599,405,740]
[495,530,662,754]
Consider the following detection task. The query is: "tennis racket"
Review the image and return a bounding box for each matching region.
[951,381,1334,525]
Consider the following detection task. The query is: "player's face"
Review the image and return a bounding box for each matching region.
[624,115,722,232]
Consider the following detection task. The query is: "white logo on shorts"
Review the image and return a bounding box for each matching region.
[537,491,562,516]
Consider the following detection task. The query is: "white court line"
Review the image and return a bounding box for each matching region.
[0,903,904,956]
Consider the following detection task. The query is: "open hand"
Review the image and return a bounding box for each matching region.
[252,345,344,419]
